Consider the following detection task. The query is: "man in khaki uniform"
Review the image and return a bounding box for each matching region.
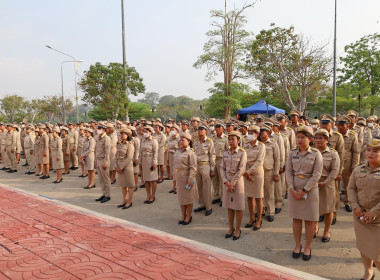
[357,118,373,164]
[39,125,50,179]
[4,124,17,173]
[20,123,27,166]
[24,126,36,174]
[320,114,345,224]
[194,123,215,216]
[336,115,359,212]
[260,124,280,222]
[211,122,228,206]
[68,122,79,170]
[0,123,7,167]
[190,117,200,141]
[277,113,296,150]
[264,118,285,214]
[347,110,364,149]
[289,110,302,134]
[95,124,112,203]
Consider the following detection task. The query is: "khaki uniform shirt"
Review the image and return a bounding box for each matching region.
[78,135,86,150]
[327,130,345,174]
[190,127,198,142]
[81,137,96,157]
[280,126,296,150]
[173,146,197,183]
[95,133,111,160]
[319,147,340,186]
[132,136,141,162]
[347,162,380,222]
[139,137,158,165]
[5,130,17,151]
[193,137,216,172]
[211,133,228,160]
[244,141,265,175]
[262,138,280,175]
[270,132,285,168]
[116,140,134,170]
[361,127,373,154]
[289,122,301,134]
[61,135,70,155]
[167,135,180,154]
[39,132,49,155]
[353,124,364,149]
[342,129,360,170]
[153,132,166,153]
[220,146,247,186]
[24,132,36,151]
[68,128,78,147]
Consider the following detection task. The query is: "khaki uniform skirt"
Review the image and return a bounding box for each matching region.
[244,165,264,198]
[318,176,335,215]
[118,166,134,188]
[353,217,380,262]
[142,156,158,182]
[175,170,199,205]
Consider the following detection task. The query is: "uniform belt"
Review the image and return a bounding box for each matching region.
[143,154,153,157]
[227,172,235,175]
[198,161,209,165]
[175,169,188,172]
[320,175,327,179]
[296,174,312,179]
[96,157,105,160]
[216,156,223,159]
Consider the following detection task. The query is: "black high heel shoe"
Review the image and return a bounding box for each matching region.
[232,230,241,241]
[117,202,127,208]
[292,246,302,259]
[245,220,255,228]
[182,216,192,225]
[253,221,262,231]
[303,249,312,261]
[225,229,235,238]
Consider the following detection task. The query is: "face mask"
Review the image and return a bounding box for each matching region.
[21,124,25,128]
[170,131,176,136]
[143,132,149,138]
[210,126,215,132]
[368,123,374,128]
[247,134,256,141]
[311,125,317,129]
[97,129,102,135]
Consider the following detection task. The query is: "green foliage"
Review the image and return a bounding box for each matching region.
[128,102,153,120]
[138,92,160,106]
[0,94,26,123]
[246,23,331,113]
[79,62,145,120]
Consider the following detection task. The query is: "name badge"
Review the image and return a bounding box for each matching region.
[293,156,299,159]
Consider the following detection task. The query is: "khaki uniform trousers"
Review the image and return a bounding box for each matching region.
[281,172,287,200]
[334,180,340,217]
[6,149,17,170]
[25,148,36,172]
[196,163,212,210]
[70,144,78,168]
[341,160,352,205]
[275,176,283,208]
[96,158,111,197]
[3,148,10,168]
[263,169,275,215]
[212,157,223,200]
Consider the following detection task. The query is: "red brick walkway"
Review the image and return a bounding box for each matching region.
[0,184,308,280]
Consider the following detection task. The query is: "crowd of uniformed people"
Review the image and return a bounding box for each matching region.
[1,109,379,279]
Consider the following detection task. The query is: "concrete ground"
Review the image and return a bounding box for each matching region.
[0,160,369,280]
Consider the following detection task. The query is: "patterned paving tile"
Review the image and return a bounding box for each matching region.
[0,184,306,280]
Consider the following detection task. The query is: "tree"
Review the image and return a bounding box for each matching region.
[24,99,45,123]
[128,102,153,120]
[193,1,255,118]
[138,92,160,107]
[338,33,380,115]
[79,62,145,121]
[41,95,73,123]
[0,94,25,122]
[246,24,332,114]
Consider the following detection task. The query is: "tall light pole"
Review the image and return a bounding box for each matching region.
[332,0,337,117]
[121,0,129,122]
[46,45,83,123]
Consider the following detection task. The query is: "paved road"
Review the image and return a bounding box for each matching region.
[0,161,364,279]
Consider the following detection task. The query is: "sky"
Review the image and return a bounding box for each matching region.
[0,0,379,104]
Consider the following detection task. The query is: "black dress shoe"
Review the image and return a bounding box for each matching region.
[147,197,155,204]
[41,175,50,179]
[178,220,184,225]
[100,196,111,203]
[139,184,145,188]
[22,163,29,167]
[322,237,330,243]
[169,189,175,193]
[3,168,10,171]
[111,180,117,185]
[245,221,255,228]
[267,215,274,222]
[25,171,30,174]
[134,187,138,192]
[194,207,206,212]
[182,216,192,225]
[78,175,85,178]
[285,192,288,199]
[84,185,96,189]
[122,203,133,209]
[117,202,127,208]
[345,205,352,212]
[36,173,42,176]
[292,247,302,259]
[303,249,312,261]
[63,171,70,175]
[95,195,105,202]
[318,215,324,222]
[275,208,281,214]
[144,200,149,204]
[173,190,177,194]
[360,274,376,280]
[219,201,222,207]
[212,198,221,204]
[7,170,15,173]
[253,221,262,231]
[232,230,241,241]
[28,172,35,175]
[205,209,212,216]
[313,228,319,238]
[53,179,63,184]
[225,229,235,238]
[331,217,337,225]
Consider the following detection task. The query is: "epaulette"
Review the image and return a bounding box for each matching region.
[275,132,280,135]
[349,130,356,135]
[330,147,337,152]
[311,147,318,152]
[207,137,212,141]
[332,131,341,136]
[291,147,298,151]
[190,148,195,152]
[258,141,264,145]
[240,148,245,152]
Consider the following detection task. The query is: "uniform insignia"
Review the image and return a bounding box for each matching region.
[240,148,245,151]
[311,147,318,152]
[360,169,367,173]
[349,130,356,135]
[293,156,299,159]
[375,172,380,176]
[207,137,212,141]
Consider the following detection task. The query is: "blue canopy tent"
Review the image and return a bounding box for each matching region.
[237,99,285,115]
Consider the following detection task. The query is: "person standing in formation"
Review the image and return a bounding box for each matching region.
[51,127,64,184]
[173,132,198,225]
[61,127,71,175]
[39,125,50,179]
[221,131,247,241]
[4,124,17,173]
[107,123,118,185]
[243,125,265,230]
[154,123,166,184]
[81,128,96,189]
[77,126,87,178]
[68,122,79,170]
[167,124,180,193]
[24,126,36,175]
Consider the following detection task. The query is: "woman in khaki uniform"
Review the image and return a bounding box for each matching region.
[220,131,247,241]
[286,126,323,261]
[39,126,50,179]
[139,125,158,204]
[173,132,198,225]
[34,129,43,176]
[154,123,166,184]
[61,128,70,175]
[164,123,171,180]
[348,139,380,280]
[168,124,180,193]
[81,128,96,189]
[314,129,340,242]
[51,128,64,184]
[115,128,135,209]
[243,125,265,230]
[77,127,87,178]
[131,127,140,192]
[107,124,118,184]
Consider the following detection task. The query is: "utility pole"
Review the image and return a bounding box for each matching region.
[332,0,337,117]
[121,0,129,122]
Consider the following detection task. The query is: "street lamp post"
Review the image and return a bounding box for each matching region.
[46,45,83,123]
[358,94,362,116]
